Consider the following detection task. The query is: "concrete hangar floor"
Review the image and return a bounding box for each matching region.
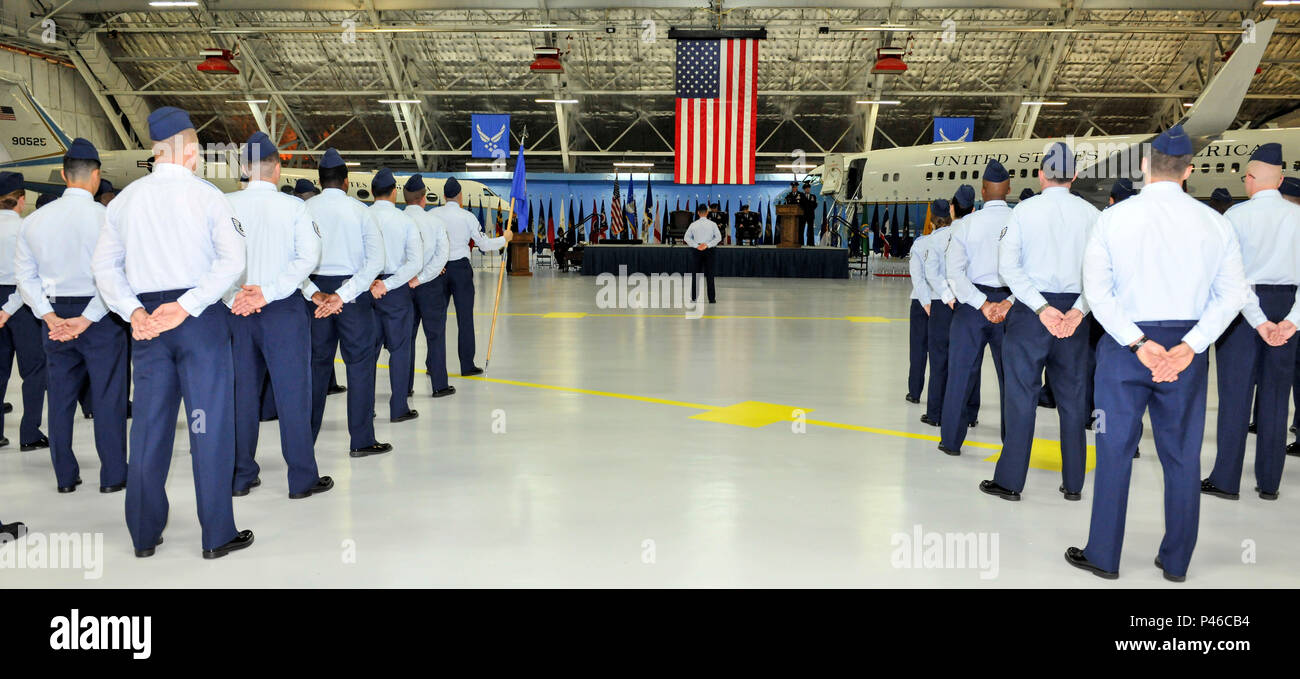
[1,264,1293,588]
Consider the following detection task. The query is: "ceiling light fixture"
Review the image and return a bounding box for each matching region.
[1021,101,1067,106]
[377,98,420,104]
[856,99,901,105]
[536,98,578,104]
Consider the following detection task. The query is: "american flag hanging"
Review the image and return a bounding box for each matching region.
[610,174,625,236]
[674,38,758,185]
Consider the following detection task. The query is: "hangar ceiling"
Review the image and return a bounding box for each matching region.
[2,1,1299,173]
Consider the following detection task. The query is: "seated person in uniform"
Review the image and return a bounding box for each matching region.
[554,227,573,272]
[707,203,728,244]
[734,203,760,245]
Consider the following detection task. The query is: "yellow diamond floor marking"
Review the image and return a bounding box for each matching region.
[689,400,811,428]
[844,316,895,323]
[542,312,588,318]
[982,438,1097,472]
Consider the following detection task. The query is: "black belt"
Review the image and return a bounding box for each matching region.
[1256,284,1298,292]
[138,288,189,302]
[377,273,392,280]
[975,284,1011,294]
[1139,320,1197,328]
[50,296,93,304]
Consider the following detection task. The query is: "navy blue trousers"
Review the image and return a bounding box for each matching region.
[43,299,128,489]
[925,300,980,423]
[940,285,1008,451]
[0,286,46,444]
[408,284,422,393]
[372,277,414,418]
[415,277,449,392]
[231,296,319,495]
[1085,321,1207,577]
[443,258,478,373]
[308,275,379,450]
[993,294,1088,494]
[125,291,238,552]
[1209,285,1297,495]
[908,299,928,400]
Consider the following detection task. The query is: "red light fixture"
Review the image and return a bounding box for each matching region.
[197,48,239,74]
[530,46,563,72]
[871,46,907,75]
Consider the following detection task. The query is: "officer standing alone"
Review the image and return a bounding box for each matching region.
[1203,143,1300,502]
[685,203,721,304]
[367,167,422,423]
[0,171,48,453]
[93,106,252,559]
[14,139,125,494]
[433,176,510,382]
[302,148,390,457]
[1066,124,1248,582]
[939,161,1015,455]
[982,142,1098,502]
[225,131,332,500]
[403,175,451,397]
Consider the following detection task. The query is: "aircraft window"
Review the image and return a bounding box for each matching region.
[1020,169,1028,178]
[1202,163,1210,173]
[1293,161,1299,171]
[925,172,933,180]
[482,188,498,198]
[1032,169,1039,177]
[960,171,968,180]
[1230,163,1240,173]
[1215,163,1224,173]
[358,189,371,200]
[948,171,956,180]
[893,173,899,181]
[972,170,979,179]
[882,174,889,183]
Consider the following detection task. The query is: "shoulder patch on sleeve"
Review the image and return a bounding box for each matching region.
[312,221,321,237]
[999,225,1008,241]
[233,217,245,236]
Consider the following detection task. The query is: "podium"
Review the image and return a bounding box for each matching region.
[776,204,802,248]
[508,234,533,276]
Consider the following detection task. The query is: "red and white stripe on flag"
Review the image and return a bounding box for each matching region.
[674,38,758,185]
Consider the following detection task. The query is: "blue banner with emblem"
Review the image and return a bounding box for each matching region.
[933,117,974,143]
[471,114,511,158]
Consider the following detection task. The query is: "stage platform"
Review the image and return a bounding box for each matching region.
[580,244,849,279]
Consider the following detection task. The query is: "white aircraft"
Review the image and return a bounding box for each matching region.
[818,19,1296,209]
[0,71,510,213]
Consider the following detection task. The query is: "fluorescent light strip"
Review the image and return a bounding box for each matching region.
[149,1,199,6]
[774,164,814,169]
[856,100,900,105]
[1021,101,1067,106]
[377,99,420,104]
[344,162,361,167]
[536,98,578,104]
[465,162,499,167]
[226,99,268,104]
[1262,1,1300,6]
[613,162,654,167]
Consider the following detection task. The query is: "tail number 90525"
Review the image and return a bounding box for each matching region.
[11,136,47,146]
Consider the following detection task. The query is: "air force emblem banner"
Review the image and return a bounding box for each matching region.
[933,117,974,143]
[471,114,511,158]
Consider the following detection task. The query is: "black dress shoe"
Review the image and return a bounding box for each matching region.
[135,536,163,558]
[919,413,940,427]
[1,402,10,413]
[1292,424,1297,434]
[1255,486,1279,501]
[461,366,484,376]
[391,409,419,423]
[1134,448,1141,459]
[0,437,8,448]
[289,476,334,499]
[1154,556,1185,583]
[979,480,1020,501]
[938,444,961,456]
[232,477,261,497]
[0,521,26,539]
[100,482,126,494]
[57,478,83,493]
[1200,479,1239,500]
[20,436,49,451]
[328,384,347,395]
[350,442,393,458]
[904,394,920,404]
[1059,485,1081,501]
[967,420,978,428]
[126,401,132,419]
[83,411,93,419]
[408,388,414,397]
[1248,421,1257,434]
[1065,547,1118,579]
[1287,441,1300,457]
[259,414,279,422]
[432,386,456,398]
[202,530,254,559]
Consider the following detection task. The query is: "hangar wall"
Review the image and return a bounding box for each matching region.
[0,47,117,150]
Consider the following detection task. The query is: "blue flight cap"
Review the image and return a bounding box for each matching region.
[1281,176,1300,198]
[1110,178,1134,200]
[930,198,949,216]
[953,184,975,208]
[95,178,115,198]
[444,176,462,198]
[1152,124,1193,156]
[372,167,396,194]
[983,159,1009,183]
[404,173,425,193]
[319,148,346,169]
[0,171,24,194]
[294,178,317,195]
[1019,188,1035,201]
[243,131,278,162]
[1211,187,1232,203]
[147,106,194,141]
[35,192,58,209]
[64,137,99,162]
[1041,142,1076,179]
[1249,142,1283,167]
